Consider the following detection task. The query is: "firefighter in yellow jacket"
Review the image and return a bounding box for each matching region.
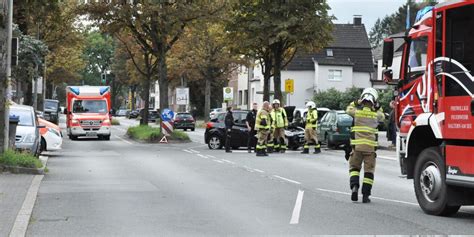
[267,104,275,153]
[255,101,271,157]
[301,101,321,154]
[272,99,288,153]
[346,88,385,203]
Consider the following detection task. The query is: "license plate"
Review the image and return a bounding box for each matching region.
[86,132,97,137]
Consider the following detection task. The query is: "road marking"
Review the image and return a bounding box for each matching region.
[197,154,209,159]
[377,155,397,161]
[189,144,208,149]
[253,169,265,173]
[290,190,305,224]
[221,159,235,164]
[115,135,133,145]
[207,155,216,159]
[214,160,224,163]
[183,149,193,154]
[9,175,44,237]
[316,188,418,206]
[273,175,301,185]
[189,149,200,153]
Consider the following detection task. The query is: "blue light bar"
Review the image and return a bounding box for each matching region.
[415,6,433,23]
[70,87,80,95]
[100,87,110,95]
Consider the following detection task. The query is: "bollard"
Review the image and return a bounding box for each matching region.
[8,115,20,150]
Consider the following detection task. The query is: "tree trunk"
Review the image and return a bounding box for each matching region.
[158,51,169,114]
[25,80,33,106]
[273,45,283,102]
[204,77,211,122]
[0,23,7,153]
[262,57,273,102]
[131,86,136,110]
[141,79,150,126]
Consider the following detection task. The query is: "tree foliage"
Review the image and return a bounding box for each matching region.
[81,31,115,85]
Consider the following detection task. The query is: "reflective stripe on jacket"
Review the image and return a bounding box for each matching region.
[255,109,270,130]
[272,108,288,128]
[305,109,318,129]
[346,102,384,152]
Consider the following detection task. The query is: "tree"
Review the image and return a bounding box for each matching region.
[369,0,438,48]
[81,1,224,116]
[0,0,10,153]
[81,31,115,86]
[227,0,333,102]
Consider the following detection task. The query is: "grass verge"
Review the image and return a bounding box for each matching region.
[111,118,121,126]
[127,125,190,142]
[0,150,43,169]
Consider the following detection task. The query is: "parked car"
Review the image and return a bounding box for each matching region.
[116,109,129,117]
[43,99,61,124]
[209,108,223,120]
[173,112,195,131]
[317,110,353,148]
[140,109,159,122]
[38,118,62,151]
[205,110,304,150]
[293,107,330,127]
[9,104,43,156]
[127,109,140,119]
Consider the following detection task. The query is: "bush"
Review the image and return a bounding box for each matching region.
[313,87,393,112]
[0,150,43,168]
[111,118,120,126]
[126,125,190,142]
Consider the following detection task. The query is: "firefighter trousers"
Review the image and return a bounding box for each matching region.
[349,150,376,196]
[267,128,274,152]
[273,127,286,151]
[303,128,320,150]
[257,129,269,153]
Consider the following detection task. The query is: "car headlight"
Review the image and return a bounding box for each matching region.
[23,134,36,143]
[48,128,61,137]
[285,131,294,137]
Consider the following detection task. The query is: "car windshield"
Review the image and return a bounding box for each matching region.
[73,100,107,113]
[10,109,34,126]
[337,113,353,125]
[44,101,58,110]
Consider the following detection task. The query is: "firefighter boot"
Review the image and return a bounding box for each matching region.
[301,148,309,154]
[314,147,321,154]
[362,195,371,203]
[351,185,359,202]
[256,149,265,157]
[267,147,273,154]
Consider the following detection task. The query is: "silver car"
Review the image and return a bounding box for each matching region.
[10,105,42,156]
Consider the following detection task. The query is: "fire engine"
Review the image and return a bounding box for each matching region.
[65,86,112,141]
[382,0,474,216]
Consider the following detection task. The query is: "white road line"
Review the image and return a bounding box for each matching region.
[197,154,209,159]
[377,155,397,161]
[115,135,133,145]
[273,175,301,185]
[221,159,235,164]
[214,160,224,163]
[253,169,265,173]
[316,188,418,206]
[290,190,305,224]
[183,150,193,154]
[189,144,208,149]
[189,149,200,154]
[207,155,216,159]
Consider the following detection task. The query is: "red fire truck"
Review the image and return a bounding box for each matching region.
[382,0,474,216]
[65,86,112,141]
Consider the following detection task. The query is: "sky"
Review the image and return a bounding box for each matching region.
[327,0,408,32]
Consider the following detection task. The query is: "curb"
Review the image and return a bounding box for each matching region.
[1,156,49,175]
[9,175,44,237]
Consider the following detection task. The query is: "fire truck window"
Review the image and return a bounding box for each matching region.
[407,37,428,81]
[73,100,107,113]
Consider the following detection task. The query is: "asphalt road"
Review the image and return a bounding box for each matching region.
[26,117,474,236]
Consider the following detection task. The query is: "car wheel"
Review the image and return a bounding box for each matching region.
[69,135,77,140]
[208,135,222,150]
[184,129,187,131]
[414,147,460,216]
[191,128,195,132]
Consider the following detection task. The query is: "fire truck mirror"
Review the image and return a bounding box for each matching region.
[383,69,393,83]
[382,39,394,67]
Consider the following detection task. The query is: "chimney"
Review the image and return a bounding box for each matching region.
[353,15,362,26]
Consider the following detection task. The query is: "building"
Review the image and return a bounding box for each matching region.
[236,16,375,108]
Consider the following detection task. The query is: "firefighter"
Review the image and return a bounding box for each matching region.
[267,104,275,153]
[301,101,321,154]
[272,99,288,153]
[255,101,271,157]
[346,88,385,203]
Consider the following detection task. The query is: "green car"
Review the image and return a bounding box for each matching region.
[317,110,353,148]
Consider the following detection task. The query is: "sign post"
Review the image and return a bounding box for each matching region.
[160,108,175,143]
[223,87,233,107]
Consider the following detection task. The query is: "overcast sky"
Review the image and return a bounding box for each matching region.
[327,0,408,32]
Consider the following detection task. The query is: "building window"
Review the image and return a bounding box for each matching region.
[328,69,342,81]
[239,90,243,105]
[326,49,333,57]
[244,90,248,105]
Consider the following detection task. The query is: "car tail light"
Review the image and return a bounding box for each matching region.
[207,122,214,129]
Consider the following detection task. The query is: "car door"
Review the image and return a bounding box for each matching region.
[232,112,248,147]
[318,112,331,141]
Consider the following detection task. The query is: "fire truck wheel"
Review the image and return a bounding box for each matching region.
[414,147,460,216]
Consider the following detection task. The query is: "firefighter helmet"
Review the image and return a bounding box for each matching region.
[360,88,378,104]
[272,99,280,105]
[306,101,316,109]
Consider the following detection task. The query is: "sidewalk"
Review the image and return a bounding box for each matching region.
[0,173,34,236]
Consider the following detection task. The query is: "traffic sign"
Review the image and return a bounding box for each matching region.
[161,108,174,122]
[223,87,233,101]
[285,79,294,94]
